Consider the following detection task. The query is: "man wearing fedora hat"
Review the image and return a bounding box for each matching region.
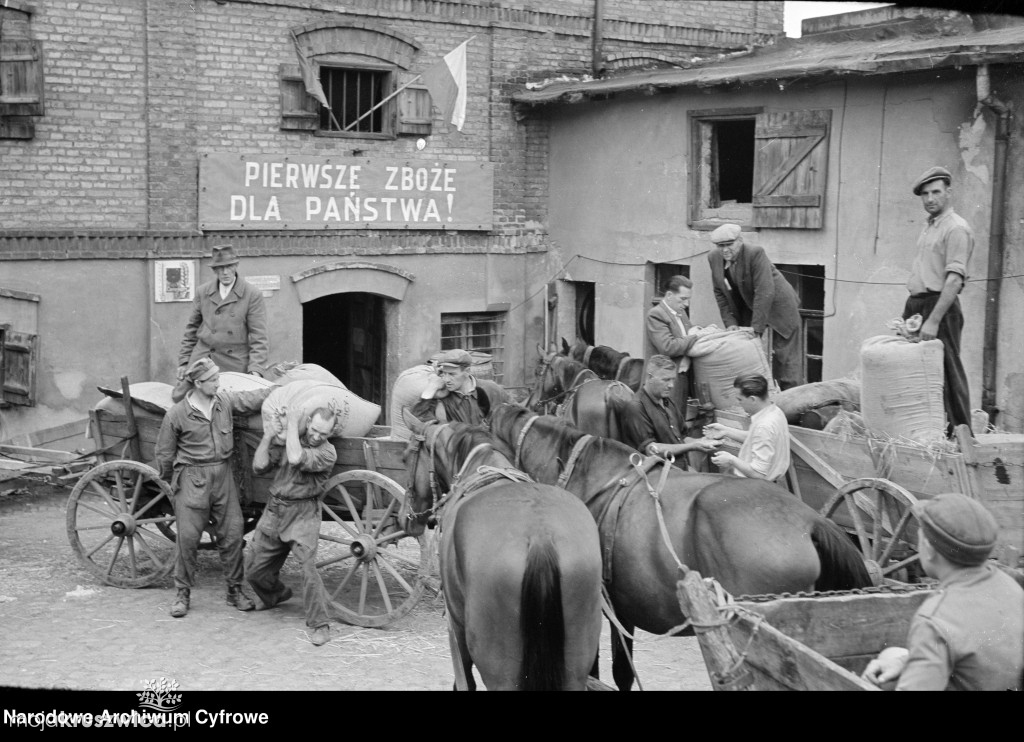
[408,349,508,425]
[176,245,269,397]
[861,493,1023,691]
[904,166,974,436]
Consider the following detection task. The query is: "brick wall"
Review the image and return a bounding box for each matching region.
[0,0,782,257]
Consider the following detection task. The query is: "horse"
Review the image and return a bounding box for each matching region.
[527,346,634,441]
[399,413,603,691]
[489,403,872,691]
[562,337,645,392]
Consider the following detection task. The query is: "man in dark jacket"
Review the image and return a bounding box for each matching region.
[621,355,719,470]
[176,245,269,400]
[410,349,507,425]
[707,224,803,390]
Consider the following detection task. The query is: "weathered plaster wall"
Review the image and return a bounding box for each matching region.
[544,66,1021,430]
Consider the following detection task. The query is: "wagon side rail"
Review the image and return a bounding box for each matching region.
[677,571,938,691]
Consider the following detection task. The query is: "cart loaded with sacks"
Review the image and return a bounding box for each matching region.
[65,371,433,628]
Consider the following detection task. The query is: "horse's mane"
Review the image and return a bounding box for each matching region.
[446,423,496,472]
[588,345,628,379]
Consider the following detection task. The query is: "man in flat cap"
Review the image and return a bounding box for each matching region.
[175,245,269,401]
[862,493,1023,691]
[155,357,276,619]
[408,349,508,425]
[905,166,974,436]
[707,224,803,390]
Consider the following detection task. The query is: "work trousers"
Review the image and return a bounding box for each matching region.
[246,497,330,629]
[771,327,804,391]
[172,461,246,590]
[903,293,971,434]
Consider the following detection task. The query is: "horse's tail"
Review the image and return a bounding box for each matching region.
[811,517,873,591]
[519,537,565,691]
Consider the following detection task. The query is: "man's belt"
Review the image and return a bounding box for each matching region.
[177,459,230,468]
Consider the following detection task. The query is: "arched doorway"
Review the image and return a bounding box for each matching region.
[302,292,386,409]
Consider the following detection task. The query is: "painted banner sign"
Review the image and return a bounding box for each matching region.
[199,153,494,231]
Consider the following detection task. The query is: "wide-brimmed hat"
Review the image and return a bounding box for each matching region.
[912,166,952,196]
[209,244,240,268]
[915,492,997,566]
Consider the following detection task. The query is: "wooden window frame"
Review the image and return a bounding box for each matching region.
[440,312,506,383]
[687,107,763,231]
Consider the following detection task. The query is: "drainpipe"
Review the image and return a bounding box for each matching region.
[592,0,605,77]
[976,64,1011,426]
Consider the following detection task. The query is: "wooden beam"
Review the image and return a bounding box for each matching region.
[790,434,848,491]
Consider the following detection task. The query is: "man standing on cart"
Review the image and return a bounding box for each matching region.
[246,406,338,647]
[155,357,272,619]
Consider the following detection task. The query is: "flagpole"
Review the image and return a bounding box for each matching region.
[342,36,476,132]
[290,30,345,132]
[342,75,423,132]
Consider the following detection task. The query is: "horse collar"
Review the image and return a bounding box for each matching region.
[514,414,541,469]
[614,354,632,382]
[557,434,594,489]
[582,345,595,367]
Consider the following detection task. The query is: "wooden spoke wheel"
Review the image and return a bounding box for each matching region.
[317,470,432,628]
[821,478,923,585]
[66,460,177,588]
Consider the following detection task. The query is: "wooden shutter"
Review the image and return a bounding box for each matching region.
[753,110,831,229]
[279,63,318,131]
[0,39,44,116]
[396,73,431,136]
[0,326,37,407]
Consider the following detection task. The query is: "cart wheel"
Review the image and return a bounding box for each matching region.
[821,477,922,585]
[316,470,431,628]
[66,460,177,588]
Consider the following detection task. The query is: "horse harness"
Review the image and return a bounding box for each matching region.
[533,356,597,413]
[512,415,688,585]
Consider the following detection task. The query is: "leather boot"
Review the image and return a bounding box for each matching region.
[226,585,256,612]
[170,588,190,618]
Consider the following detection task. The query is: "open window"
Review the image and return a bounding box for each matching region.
[689,108,831,230]
[776,264,825,384]
[280,23,429,138]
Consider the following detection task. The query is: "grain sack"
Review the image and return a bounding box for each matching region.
[389,365,437,441]
[266,362,346,387]
[774,379,861,424]
[824,409,868,437]
[261,379,379,440]
[860,335,945,444]
[689,329,773,411]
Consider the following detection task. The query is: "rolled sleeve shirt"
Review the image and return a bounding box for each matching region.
[906,210,974,296]
[622,388,687,454]
[735,403,790,482]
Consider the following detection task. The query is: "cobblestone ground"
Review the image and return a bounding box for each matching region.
[0,480,711,692]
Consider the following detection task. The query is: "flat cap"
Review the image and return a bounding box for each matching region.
[709,223,741,244]
[912,166,952,196]
[186,357,220,382]
[915,493,997,566]
[436,349,473,368]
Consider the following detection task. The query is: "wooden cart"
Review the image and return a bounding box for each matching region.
[714,409,1024,582]
[676,568,943,691]
[65,379,432,628]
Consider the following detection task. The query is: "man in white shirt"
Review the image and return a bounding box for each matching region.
[705,373,790,482]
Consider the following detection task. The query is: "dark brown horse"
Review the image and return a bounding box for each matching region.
[563,337,645,392]
[489,403,872,691]
[527,348,633,441]
[399,415,603,690]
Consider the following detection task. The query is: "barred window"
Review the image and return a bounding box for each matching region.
[440,312,505,383]
[319,67,389,135]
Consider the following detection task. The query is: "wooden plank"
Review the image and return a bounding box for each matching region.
[733,590,933,662]
[790,433,848,491]
[1,418,89,448]
[677,573,754,690]
[752,195,821,207]
[0,443,76,463]
[727,614,877,691]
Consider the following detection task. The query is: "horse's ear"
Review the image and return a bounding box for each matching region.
[402,408,426,436]
[561,337,570,355]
